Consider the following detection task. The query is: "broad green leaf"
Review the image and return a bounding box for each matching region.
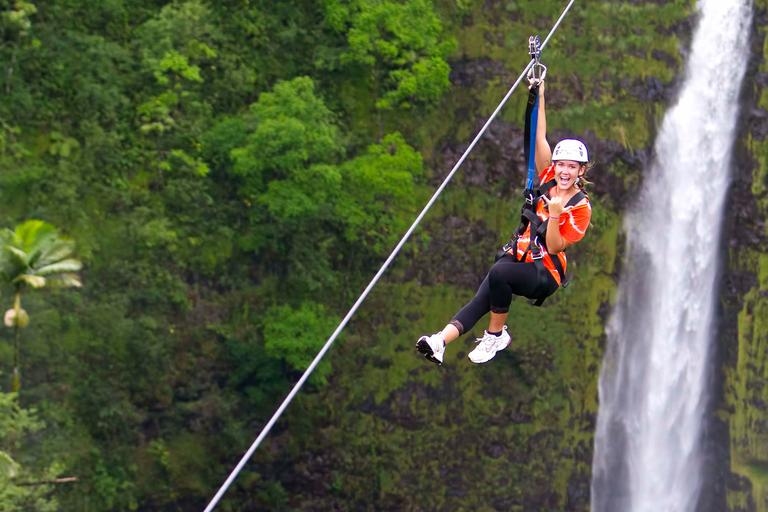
[26,229,60,265]
[35,259,83,277]
[0,221,81,291]
[7,246,29,267]
[14,220,53,251]
[44,273,82,288]
[33,239,77,268]
[13,274,46,288]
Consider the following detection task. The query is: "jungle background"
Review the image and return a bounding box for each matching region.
[1,0,768,510]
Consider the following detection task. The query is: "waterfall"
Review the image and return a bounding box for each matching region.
[590,1,753,511]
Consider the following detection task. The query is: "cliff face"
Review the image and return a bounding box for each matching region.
[251,1,768,510]
[719,1,768,511]
[257,1,705,511]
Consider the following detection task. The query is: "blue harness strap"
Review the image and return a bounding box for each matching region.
[523,83,540,190]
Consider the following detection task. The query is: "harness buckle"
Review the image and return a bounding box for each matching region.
[530,237,544,260]
[524,189,536,205]
[502,243,513,253]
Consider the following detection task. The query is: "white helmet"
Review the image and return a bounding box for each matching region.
[552,139,589,163]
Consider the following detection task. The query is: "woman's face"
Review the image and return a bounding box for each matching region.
[553,159,584,192]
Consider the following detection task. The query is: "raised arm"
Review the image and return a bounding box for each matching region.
[535,81,552,173]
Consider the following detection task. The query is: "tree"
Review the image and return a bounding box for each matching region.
[336,131,422,250]
[218,77,424,299]
[228,75,343,194]
[0,389,59,512]
[1,0,38,96]
[0,220,82,391]
[263,301,341,386]
[323,0,456,112]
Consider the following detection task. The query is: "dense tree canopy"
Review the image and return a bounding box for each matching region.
[0,0,447,508]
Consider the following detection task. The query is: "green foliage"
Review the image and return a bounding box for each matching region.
[1,0,37,39]
[381,56,452,109]
[725,9,768,510]
[263,301,341,386]
[135,0,219,85]
[324,0,457,110]
[0,220,82,290]
[0,219,81,391]
[230,76,342,190]
[0,391,58,512]
[728,286,768,512]
[337,132,422,249]
[219,76,424,303]
[0,393,40,472]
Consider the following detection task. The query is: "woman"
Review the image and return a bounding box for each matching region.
[416,81,592,365]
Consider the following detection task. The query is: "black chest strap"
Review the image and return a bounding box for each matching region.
[504,188,587,306]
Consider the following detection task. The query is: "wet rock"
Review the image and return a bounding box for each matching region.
[749,107,768,140]
[511,411,533,424]
[437,118,526,195]
[631,75,669,102]
[651,48,679,70]
[727,471,753,492]
[445,488,467,498]
[409,215,498,289]
[484,443,504,458]
[755,72,768,88]
[493,496,517,511]
[449,57,507,89]
[566,483,590,511]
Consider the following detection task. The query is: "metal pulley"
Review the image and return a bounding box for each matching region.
[527,35,547,84]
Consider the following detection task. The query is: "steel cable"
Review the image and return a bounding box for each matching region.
[203,1,576,509]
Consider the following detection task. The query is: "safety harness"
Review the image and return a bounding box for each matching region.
[502,36,586,307]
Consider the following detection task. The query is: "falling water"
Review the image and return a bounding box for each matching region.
[590,1,752,511]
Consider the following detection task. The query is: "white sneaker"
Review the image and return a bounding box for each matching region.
[416,332,446,365]
[468,326,511,364]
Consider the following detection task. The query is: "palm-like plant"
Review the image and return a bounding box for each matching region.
[0,220,82,391]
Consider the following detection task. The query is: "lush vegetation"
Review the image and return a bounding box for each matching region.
[725,3,768,511]
[0,0,725,510]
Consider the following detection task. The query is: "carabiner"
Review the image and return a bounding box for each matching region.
[526,35,547,85]
[527,62,548,85]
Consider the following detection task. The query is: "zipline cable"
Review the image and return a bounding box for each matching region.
[203,1,576,510]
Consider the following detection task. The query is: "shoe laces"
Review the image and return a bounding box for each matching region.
[475,332,499,352]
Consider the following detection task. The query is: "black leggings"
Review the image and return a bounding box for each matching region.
[449,253,558,335]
